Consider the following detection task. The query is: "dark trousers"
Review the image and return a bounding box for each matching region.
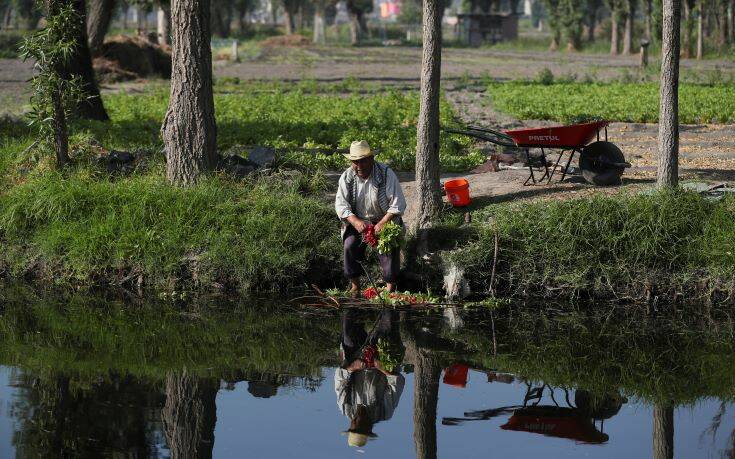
[340,309,400,368]
[343,225,400,283]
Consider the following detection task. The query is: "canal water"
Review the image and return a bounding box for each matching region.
[1,286,734,458]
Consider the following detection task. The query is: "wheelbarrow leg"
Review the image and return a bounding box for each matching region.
[523,148,536,186]
[547,149,565,184]
[538,148,551,183]
[560,149,577,182]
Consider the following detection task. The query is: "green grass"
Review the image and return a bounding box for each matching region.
[487,81,735,123]
[0,167,341,291]
[449,190,735,300]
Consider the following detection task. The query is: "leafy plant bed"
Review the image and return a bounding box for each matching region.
[487,81,735,124]
[93,81,482,172]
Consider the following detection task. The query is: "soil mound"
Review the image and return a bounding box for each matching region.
[259,34,311,47]
[93,35,171,82]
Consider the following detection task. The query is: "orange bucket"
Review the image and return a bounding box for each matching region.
[444,179,471,207]
[443,363,469,388]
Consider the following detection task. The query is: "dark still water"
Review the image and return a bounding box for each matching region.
[1,286,735,458]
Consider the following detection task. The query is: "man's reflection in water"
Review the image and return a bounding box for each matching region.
[335,309,405,448]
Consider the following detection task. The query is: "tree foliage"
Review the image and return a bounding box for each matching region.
[19,3,88,167]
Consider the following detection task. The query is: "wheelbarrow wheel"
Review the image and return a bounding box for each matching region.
[579,141,627,186]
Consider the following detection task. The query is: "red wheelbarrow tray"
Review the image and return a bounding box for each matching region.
[504,120,609,149]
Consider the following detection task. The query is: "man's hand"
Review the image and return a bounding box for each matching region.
[347,359,366,373]
[375,213,395,234]
[347,215,369,234]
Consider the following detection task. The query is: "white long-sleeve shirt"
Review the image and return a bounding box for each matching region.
[334,368,405,422]
[334,164,407,223]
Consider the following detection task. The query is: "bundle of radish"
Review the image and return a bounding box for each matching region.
[362,224,378,247]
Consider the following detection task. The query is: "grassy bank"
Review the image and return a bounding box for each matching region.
[0,165,341,291]
[487,81,735,123]
[447,190,735,302]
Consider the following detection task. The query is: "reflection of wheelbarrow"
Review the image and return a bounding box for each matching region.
[442,381,623,445]
[446,120,631,186]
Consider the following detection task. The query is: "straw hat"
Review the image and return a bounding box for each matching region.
[343,140,374,161]
[343,431,377,447]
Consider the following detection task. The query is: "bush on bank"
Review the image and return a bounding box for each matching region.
[449,190,735,301]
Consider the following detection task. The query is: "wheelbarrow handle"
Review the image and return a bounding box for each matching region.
[444,127,517,148]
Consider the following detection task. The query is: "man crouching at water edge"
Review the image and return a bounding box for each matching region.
[335,140,407,294]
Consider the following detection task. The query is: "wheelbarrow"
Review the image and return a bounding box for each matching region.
[447,120,631,186]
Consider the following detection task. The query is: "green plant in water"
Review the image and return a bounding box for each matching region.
[19,3,88,167]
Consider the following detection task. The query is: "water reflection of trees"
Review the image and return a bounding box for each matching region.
[3,290,735,456]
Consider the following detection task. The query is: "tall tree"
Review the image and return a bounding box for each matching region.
[313,0,336,43]
[652,405,674,459]
[49,0,108,120]
[682,0,695,56]
[157,1,171,45]
[281,0,300,34]
[414,0,443,240]
[211,0,232,37]
[87,0,116,54]
[162,371,219,458]
[586,0,603,41]
[696,0,703,58]
[345,0,372,44]
[543,0,564,49]
[161,0,217,185]
[657,0,680,188]
[560,0,585,50]
[622,0,636,53]
[607,0,624,52]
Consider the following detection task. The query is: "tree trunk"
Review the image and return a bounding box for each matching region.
[162,0,218,186]
[136,4,146,35]
[348,12,359,44]
[412,352,440,459]
[657,0,680,189]
[414,0,443,237]
[646,0,654,38]
[729,0,734,43]
[623,1,634,54]
[122,2,129,28]
[284,9,294,34]
[50,0,109,121]
[611,13,619,53]
[52,88,70,167]
[313,5,325,43]
[696,0,703,58]
[87,0,115,54]
[162,371,218,458]
[588,8,597,41]
[157,4,171,45]
[718,0,728,47]
[652,405,674,459]
[683,0,694,56]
